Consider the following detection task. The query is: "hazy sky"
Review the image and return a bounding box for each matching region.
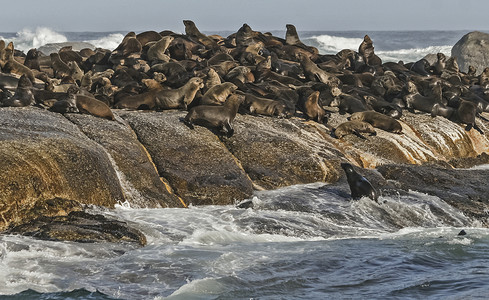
[1,0,488,33]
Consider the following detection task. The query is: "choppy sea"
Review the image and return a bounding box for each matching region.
[0,28,488,300]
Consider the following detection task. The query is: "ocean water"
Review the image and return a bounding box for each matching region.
[1,28,489,299]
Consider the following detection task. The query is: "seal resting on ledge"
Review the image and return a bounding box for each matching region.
[183,93,244,137]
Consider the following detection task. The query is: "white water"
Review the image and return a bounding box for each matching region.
[1,181,485,299]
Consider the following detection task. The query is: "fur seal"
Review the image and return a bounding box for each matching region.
[2,42,36,83]
[403,81,441,113]
[341,162,379,202]
[430,53,446,75]
[183,20,219,50]
[350,111,402,133]
[24,48,42,71]
[76,94,115,120]
[410,59,431,76]
[155,77,204,110]
[200,82,238,105]
[358,35,382,67]
[243,94,288,118]
[298,53,339,85]
[49,88,79,113]
[146,36,174,62]
[50,53,71,79]
[298,91,328,123]
[330,93,369,114]
[334,120,376,139]
[2,74,35,107]
[204,68,221,92]
[184,93,243,137]
[136,31,163,46]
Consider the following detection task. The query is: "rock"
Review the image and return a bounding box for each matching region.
[65,113,183,208]
[451,31,489,75]
[38,42,96,55]
[6,210,147,246]
[118,110,254,205]
[377,164,489,223]
[222,114,344,189]
[0,107,125,231]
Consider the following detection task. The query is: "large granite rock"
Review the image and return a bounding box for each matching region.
[118,110,254,205]
[0,107,124,231]
[66,113,183,208]
[222,114,344,190]
[451,31,489,75]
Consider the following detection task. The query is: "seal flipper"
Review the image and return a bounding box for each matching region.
[353,130,367,139]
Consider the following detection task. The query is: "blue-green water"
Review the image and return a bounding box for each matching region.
[1,183,488,299]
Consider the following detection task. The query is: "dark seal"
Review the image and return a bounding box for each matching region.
[341,162,379,202]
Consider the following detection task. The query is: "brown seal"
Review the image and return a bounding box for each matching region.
[136,31,163,46]
[49,88,79,113]
[285,24,318,55]
[403,81,441,113]
[200,82,238,105]
[243,94,288,118]
[358,35,382,66]
[154,77,204,110]
[203,68,221,92]
[298,53,339,85]
[2,74,35,107]
[2,42,36,83]
[330,94,369,114]
[50,52,71,79]
[24,48,42,71]
[183,93,244,137]
[146,36,174,62]
[334,120,376,139]
[298,91,328,123]
[183,20,219,50]
[350,111,402,133]
[76,94,115,120]
[430,53,446,75]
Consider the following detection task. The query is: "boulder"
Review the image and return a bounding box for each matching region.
[118,110,254,205]
[66,113,183,208]
[0,107,125,231]
[451,31,489,75]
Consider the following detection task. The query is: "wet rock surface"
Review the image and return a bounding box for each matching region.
[118,110,254,205]
[6,210,147,246]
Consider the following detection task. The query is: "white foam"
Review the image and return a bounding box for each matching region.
[307,34,364,54]
[84,33,124,51]
[376,45,453,63]
[0,27,68,52]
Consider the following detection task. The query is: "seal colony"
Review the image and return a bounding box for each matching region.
[0,22,487,164]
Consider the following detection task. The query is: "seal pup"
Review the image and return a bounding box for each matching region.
[184,93,244,137]
[334,120,376,139]
[350,111,403,133]
[341,162,379,202]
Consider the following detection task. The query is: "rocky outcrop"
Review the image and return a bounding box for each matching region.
[6,210,147,246]
[65,113,182,208]
[451,31,489,74]
[118,110,254,205]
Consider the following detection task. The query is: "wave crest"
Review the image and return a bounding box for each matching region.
[0,27,68,52]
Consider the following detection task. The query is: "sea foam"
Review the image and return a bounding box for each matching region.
[0,27,68,52]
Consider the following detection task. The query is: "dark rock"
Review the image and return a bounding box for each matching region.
[451,31,489,75]
[458,229,467,236]
[6,210,146,246]
[377,164,489,223]
[38,42,96,55]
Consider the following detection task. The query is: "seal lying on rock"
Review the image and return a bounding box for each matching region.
[334,120,376,139]
[341,162,379,202]
[184,93,243,137]
[350,111,403,133]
